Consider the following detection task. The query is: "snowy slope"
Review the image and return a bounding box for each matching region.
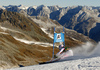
[6,57,100,70]
[6,42,100,70]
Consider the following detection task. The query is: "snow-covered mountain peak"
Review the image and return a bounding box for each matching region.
[29,5,48,10]
[52,5,62,8]
[83,6,93,10]
[30,6,37,9]
[43,6,49,10]
[36,5,46,9]
[67,5,78,9]
[17,4,28,9]
[52,5,61,10]
[3,5,15,8]
[0,6,5,9]
[48,5,62,12]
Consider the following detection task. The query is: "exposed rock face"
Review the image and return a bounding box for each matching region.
[89,23,100,42]
[1,5,100,42]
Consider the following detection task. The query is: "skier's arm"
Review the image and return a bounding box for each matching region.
[59,48,65,54]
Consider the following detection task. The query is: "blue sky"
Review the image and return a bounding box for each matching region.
[0,0,100,7]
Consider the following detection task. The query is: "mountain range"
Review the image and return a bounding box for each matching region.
[0,5,98,69]
[1,4,100,42]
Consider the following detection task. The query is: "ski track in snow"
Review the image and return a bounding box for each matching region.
[6,42,100,70]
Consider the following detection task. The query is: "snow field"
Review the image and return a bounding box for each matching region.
[6,56,100,70]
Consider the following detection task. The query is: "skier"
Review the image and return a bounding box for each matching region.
[55,42,68,58]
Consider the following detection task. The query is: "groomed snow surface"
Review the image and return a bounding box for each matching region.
[6,56,100,70]
[6,42,100,70]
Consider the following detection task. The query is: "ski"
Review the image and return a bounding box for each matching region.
[18,65,24,67]
[39,58,60,65]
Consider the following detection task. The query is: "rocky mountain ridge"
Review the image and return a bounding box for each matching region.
[1,4,100,42]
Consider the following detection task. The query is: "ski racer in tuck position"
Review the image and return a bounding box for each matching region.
[55,42,73,59]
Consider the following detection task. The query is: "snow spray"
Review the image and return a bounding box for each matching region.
[90,42,100,57]
[72,42,95,56]
[63,42,99,60]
